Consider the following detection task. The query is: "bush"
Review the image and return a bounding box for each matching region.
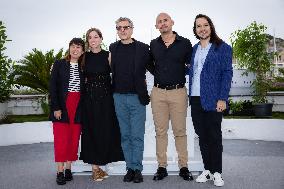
[271,68,284,91]
[40,98,50,115]
[269,85,284,91]
[12,89,42,95]
[0,21,14,103]
[226,99,254,116]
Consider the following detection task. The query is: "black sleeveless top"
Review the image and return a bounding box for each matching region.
[83,50,111,100]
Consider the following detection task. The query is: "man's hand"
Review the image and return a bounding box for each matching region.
[216,100,226,112]
[138,94,150,106]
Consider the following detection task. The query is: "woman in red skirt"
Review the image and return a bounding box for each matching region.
[49,38,85,185]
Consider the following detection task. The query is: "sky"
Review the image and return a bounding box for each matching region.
[1,0,284,61]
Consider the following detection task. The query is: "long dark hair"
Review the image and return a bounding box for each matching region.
[81,27,103,70]
[193,14,222,46]
[65,38,85,63]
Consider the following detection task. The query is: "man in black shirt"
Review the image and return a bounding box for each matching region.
[109,17,151,183]
[150,12,193,181]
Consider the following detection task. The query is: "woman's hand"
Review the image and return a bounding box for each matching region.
[216,100,226,112]
[54,110,62,120]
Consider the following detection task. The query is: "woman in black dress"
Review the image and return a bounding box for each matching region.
[80,28,124,181]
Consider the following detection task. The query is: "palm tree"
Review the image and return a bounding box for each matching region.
[14,48,63,94]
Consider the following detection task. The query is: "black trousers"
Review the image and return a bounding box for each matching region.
[190,96,223,173]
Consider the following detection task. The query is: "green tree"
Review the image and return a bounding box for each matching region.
[230,21,274,103]
[13,48,64,94]
[0,21,14,103]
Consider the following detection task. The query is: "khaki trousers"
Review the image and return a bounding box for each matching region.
[151,86,188,168]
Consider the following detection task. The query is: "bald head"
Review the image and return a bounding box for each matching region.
[155,12,174,34]
[156,12,172,24]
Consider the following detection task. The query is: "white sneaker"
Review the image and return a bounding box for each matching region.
[196,170,212,183]
[213,172,224,187]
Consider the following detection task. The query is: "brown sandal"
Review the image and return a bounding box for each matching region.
[98,168,109,179]
[92,169,104,181]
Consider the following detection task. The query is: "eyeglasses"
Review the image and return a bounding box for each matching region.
[116,25,133,31]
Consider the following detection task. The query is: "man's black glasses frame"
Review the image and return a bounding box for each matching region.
[116,26,133,31]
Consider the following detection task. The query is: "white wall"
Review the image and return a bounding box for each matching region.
[7,95,46,115]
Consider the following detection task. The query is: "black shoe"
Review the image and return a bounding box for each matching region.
[179,167,193,181]
[133,169,143,183]
[123,169,135,182]
[153,167,168,181]
[65,169,73,181]
[56,172,66,185]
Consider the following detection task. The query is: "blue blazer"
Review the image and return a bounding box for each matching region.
[188,42,233,111]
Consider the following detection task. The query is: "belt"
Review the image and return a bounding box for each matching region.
[154,83,184,90]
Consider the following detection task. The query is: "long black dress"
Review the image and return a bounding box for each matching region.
[80,50,124,165]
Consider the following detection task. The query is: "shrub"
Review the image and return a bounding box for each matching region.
[227,99,254,116]
[0,21,14,103]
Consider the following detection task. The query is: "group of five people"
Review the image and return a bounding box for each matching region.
[49,12,233,187]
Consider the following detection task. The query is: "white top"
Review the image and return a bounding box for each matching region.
[191,43,212,96]
[68,62,80,92]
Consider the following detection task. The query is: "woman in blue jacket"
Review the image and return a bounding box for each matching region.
[188,14,233,187]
